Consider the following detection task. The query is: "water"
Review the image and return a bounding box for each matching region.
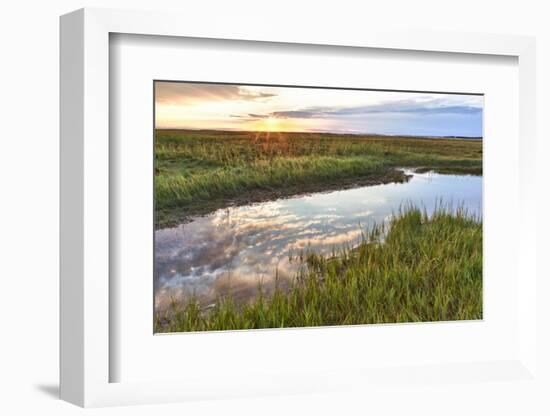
[155,170,482,313]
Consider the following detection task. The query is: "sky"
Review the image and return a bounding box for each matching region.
[155,82,483,137]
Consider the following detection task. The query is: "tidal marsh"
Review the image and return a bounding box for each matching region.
[156,205,482,332]
[153,82,483,332]
[154,130,483,332]
[155,129,482,228]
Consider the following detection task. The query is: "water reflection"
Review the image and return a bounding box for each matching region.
[155,170,482,312]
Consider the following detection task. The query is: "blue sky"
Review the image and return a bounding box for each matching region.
[155,82,483,137]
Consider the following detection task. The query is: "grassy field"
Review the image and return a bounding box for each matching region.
[156,205,482,332]
[155,129,482,228]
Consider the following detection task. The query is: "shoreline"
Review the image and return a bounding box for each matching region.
[155,167,410,229]
[155,166,481,229]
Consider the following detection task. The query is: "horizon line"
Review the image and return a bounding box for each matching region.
[154,127,483,139]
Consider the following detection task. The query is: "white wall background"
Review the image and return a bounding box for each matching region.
[0,1,548,415]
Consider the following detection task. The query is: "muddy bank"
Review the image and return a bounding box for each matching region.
[155,168,411,229]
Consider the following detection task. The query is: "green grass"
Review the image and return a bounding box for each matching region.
[155,129,482,228]
[156,205,482,332]
[158,155,384,209]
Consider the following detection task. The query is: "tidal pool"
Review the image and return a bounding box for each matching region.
[155,170,482,313]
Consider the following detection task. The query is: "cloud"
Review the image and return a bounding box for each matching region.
[237,97,482,120]
[252,92,278,100]
[247,113,270,119]
[155,82,276,105]
[327,98,482,116]
[228,113,269,121]
[270,110,320,119]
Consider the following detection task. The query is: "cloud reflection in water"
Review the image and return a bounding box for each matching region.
[155,171,482,312]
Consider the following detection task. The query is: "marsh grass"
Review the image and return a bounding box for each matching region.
[157,155,385,207]
[155,129,482,227]
[156,205,482,332]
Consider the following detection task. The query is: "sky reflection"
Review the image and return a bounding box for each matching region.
[155,171,482,312]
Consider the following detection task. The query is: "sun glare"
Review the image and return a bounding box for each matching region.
[263,116,279,131]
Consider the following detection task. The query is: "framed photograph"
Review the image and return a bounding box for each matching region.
[152,81,484,334]
[60,8,538,408]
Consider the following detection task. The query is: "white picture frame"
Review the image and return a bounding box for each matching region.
[60,7,538,408]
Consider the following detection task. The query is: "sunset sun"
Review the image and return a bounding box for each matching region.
[262,116,279,131]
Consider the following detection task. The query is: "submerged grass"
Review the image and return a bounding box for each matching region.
[156,205,482,332]
[155,129,482,227]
